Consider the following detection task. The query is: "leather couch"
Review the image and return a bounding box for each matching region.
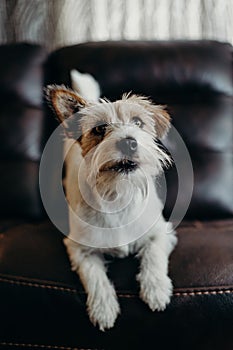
[0,41,232,350]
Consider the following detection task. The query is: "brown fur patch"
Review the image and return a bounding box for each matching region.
[80,132,102,157]
[151,106,171,138]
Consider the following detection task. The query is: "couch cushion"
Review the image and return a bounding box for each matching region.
[0,220,232,349]
[0,43,48,219]
[45,40,233,220]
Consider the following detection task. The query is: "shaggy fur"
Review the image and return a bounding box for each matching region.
[46,72,177,331]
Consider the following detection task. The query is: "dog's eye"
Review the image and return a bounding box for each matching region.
[132,116,143,128]
[92,124,107,136]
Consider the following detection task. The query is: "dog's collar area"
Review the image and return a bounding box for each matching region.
[101,159,138,173]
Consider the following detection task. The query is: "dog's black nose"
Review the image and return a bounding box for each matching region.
[117,137,138,156]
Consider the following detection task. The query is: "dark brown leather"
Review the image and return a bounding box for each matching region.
[0,220,233,349]
[0,43,47,219]
[0,41,233,350]
[46,40,233,220]
[46,41,233,102]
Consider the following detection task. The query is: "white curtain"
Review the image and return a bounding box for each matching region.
[0,0,232,50]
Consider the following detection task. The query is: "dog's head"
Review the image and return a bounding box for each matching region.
[46,85,171,194]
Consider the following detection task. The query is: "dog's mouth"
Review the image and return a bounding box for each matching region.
[100,159,138,174]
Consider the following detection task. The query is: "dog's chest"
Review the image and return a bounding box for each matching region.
[103,245,130,258]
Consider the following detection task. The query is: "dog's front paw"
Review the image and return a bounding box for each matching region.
[87,288,120,331]
[138,273,173,312]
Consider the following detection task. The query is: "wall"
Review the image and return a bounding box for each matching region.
[0,0,232,50]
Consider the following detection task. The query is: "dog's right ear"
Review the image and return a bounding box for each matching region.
[45,85,87,137]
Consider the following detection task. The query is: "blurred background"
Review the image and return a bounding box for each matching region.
[0,0,233,50]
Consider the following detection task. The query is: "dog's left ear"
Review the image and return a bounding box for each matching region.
[45,84,87,125]
[149,104,171,138]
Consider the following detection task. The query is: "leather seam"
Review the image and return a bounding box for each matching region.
[0,342,99,350]
[174,289,233,297]
[118,289,233,297]
[0,277,76,293]
[0,276,233,297]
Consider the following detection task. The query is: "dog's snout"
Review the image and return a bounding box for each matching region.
[117,137,138,156]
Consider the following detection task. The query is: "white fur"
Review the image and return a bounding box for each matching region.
[55,73,177,331]
[70,69,101,101]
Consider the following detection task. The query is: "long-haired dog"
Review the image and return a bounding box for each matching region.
[46,72,177,331]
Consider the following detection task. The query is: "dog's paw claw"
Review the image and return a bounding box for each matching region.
[139,274,173,312]
[88,293,120,331]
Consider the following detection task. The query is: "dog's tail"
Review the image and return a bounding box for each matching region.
[70,69,101,101]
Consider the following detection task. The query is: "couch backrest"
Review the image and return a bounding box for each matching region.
[0,41,232,221]
[45,40,233,220]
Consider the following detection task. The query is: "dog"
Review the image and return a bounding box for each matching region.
[46,72,177,331]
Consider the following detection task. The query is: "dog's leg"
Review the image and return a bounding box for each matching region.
[137,231,176,312]
[64,237,120,331]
